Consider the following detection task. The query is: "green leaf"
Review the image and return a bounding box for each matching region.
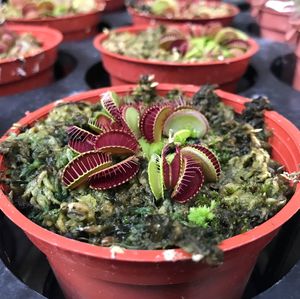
[165,152,175,164]
[173,129,192,145]
[110,91,121,107]
[151,0,176,15]
[163,109,209,139]
[139,138,164,160]
[148,154,164,200]
[123,106,140,137]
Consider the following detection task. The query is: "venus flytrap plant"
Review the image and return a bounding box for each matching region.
[2,0,102,19]
[0,23,41,59]
[62,89,222,204]
[103,25,252,63]
[128,0,233,19]
[151,0,177,15]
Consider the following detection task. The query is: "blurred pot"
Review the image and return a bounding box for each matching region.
[0,24,62,96]
[93,25,259,92]
[251,0,294,42]
[128,1,239,26]
[7,8,104,41]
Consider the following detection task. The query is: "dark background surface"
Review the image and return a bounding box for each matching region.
[0,3,300,299]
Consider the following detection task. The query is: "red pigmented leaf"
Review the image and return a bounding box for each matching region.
[89,156,140,190]
[173,96,193,111]
[160,30,188,55]
[62,151,112,189]
[101,92,132,133]
[162,144,182,189]
[96,113,114,128]
[204,22,223,37]
[101,92,123,125]
[140,105,173,142]
[224,39,249,51]
[88,113,119,134]
[171,157,205,203]
[22,3,39,17]
[94,129,139,155]
[67,126,97,153]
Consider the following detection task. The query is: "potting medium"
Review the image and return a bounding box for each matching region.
[128,0,239,26]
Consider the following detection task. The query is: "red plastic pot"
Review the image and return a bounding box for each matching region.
[251,0,293,42]
[293,59,300,91]
[128,2,239,26]
[93,25,259,92]
[0,25,62,96]
[292,29,300,91]
[7,9,103,41]
[286,17,300,91]
[104,0,124,12]
[0,84,300,299]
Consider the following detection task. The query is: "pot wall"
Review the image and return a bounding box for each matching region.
[104,54,250,91]
[0,25,62,96]
[27,231,277,299]
[252,8,291,42]
[7,10,102,41]
[295,36,300,58]
[292,38,300,91]
[94,26,259,92]
[293,59,300,91]
[0,67,53,97]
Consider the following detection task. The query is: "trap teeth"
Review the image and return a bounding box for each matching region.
[140,104,173,142]
[90,156,139,190]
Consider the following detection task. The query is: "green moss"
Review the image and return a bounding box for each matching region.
[188,201,216,227]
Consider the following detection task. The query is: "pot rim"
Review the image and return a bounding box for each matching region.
[6,8,103,23]
[0,24,63,64]
[93,25,259,67]
[0,84,299,262]
[127,1,240,23]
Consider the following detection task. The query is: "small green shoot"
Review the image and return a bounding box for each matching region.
[188,200,216,227]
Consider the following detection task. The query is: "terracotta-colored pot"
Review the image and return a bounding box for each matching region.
[286,17,300,91]
[293,59,300,91]
[93,25,259,92]
[7,9,103,41]
[104,0,124,12]
[128,2,239,26]
[0,25,62,96]
[0,85,300,299]
[251,0,294,42]
[292,30,300,91]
